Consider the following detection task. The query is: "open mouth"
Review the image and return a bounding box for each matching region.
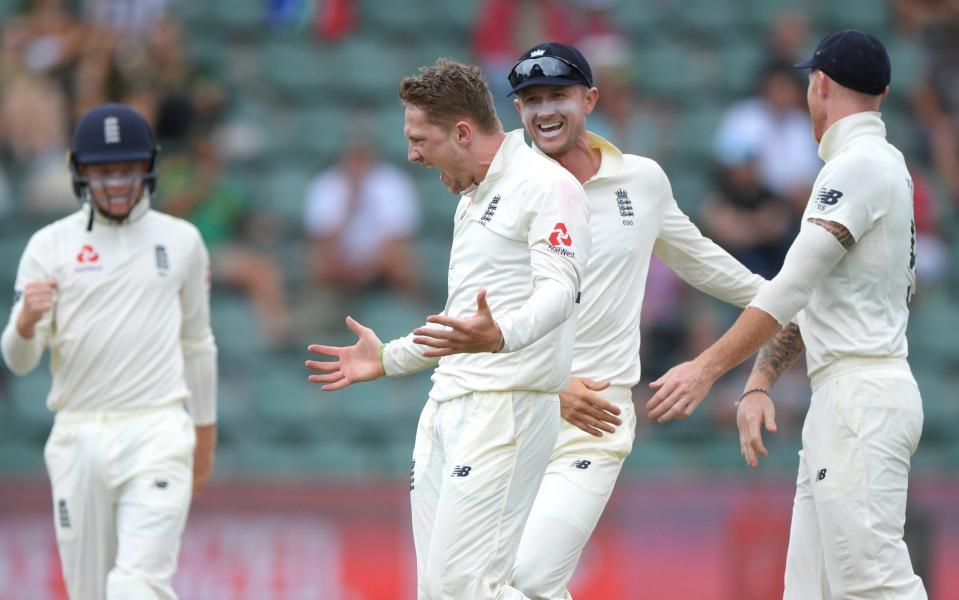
[536,120,564,138]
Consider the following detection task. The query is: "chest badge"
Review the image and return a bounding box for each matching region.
[616,188,634,226]
[155,244,169,275]
[76,244,99,264]
[480,195,500,225]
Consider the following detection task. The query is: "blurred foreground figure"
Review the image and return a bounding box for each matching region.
[1,103,217,600]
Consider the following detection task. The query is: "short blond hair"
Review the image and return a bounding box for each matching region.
[398,59,500,133]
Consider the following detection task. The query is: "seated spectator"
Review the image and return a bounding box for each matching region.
[714,61,821,211]
[304,136,420,295]
[160,134,292,347]
[701,156,794,280]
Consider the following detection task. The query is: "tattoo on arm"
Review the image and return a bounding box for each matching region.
[808,218,855,250]
[753,323,805,387]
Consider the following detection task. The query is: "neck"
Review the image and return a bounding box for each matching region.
[550,134,601,184]
[469,128,507,184]
[820,100,880,142]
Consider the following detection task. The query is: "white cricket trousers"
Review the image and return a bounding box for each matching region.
[784,357,927,600]
[410,391,560,600]
[511,385,636,600]
[44,403,195,600]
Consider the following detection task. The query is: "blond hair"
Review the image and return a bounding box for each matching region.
[398,59,500,133]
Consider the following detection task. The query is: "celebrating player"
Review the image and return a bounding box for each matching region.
[305,59,590,599]
[1,104,217,600]
[504,43,767,599]
[647,30,928,598]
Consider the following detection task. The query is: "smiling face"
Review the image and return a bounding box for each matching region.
[404,104,475,195]
[77,160,150,219]
[515,84,597,157]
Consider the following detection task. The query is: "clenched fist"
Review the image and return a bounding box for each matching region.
[16,279,57,339]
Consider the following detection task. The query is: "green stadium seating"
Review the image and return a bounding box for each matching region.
[259,41,335,100]
[259,166,315,225]
[332,37,404,102]
[636,43,708,99]
[611,0,666,36]
[817,0,891,33]
[287,107,350,164]
[210,293,265,367]
[675,0,743,41]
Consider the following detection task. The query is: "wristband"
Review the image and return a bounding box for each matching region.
[735,388,768,406]
[378,342,386,369]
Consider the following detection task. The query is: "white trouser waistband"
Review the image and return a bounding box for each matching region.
[53,401,185,425]
[810,357,912,393]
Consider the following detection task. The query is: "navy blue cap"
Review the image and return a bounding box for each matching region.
[508,42,594,95]
[794,30,891,95]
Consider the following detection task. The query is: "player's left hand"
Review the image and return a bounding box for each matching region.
[736,391,778,468]
[646,359,716,423]
[192,424,217,498]
[412,290,504,357]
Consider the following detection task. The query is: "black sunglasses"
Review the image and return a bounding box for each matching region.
[507,56,590,89]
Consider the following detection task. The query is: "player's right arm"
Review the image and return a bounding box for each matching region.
[1,232,55,375]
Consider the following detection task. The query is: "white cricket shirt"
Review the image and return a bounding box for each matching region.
[383,129,591,400]
[1,200,217,412]
[796,112,915,376]
[555,133,765,386]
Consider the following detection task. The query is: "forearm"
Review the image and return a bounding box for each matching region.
[1,318,45,375]
[746,323,805,390]
[383,329,441,376]
[655,226,766,309]
[698,307,784,383]
[183,349,217,425]
[498,278,573,353]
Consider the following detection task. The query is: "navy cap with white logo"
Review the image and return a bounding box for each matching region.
[794,29,891,95]
[507,42,594,96]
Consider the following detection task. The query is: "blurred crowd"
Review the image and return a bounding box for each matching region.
[1,0,957,447]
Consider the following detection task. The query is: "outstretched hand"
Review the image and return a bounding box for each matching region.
[306,316,385,391]
[412,290,504,358]
[646,359,716,423]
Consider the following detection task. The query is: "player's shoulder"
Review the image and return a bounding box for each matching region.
[822,147,890,185]
[147,210,205,244]
[26,210,86,245]
[620,153,668,179]
[519,146,582,190]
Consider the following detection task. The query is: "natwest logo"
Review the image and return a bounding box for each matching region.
[548,223,573,247]
[76,244,100,264]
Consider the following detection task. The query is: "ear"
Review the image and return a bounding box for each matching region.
[453,120,472,145]
[513,97,522,115]
[583,87,600,115]
[878,85,890,103]
[814,70,829,100]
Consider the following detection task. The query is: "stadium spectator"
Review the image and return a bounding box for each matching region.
[161,134,292,348]
[701,157,794,280]
[304,135,421,296]
[714,61,821,211]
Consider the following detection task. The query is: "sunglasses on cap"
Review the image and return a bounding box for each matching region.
[507,55,590,89]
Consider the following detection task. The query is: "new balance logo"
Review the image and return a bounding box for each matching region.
[451,465,472,477]
[571,459,592,470]
[815,188,843,208]
[58,499,70,528]
[154,479,168,489]
[480,195,500,225]
[816,469,827,482]
[104,116,121,144]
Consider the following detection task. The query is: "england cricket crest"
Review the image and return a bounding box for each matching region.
[616,188,634,226]
[155,244,169,275]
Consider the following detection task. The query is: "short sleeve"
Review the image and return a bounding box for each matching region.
[805,156,888,242]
